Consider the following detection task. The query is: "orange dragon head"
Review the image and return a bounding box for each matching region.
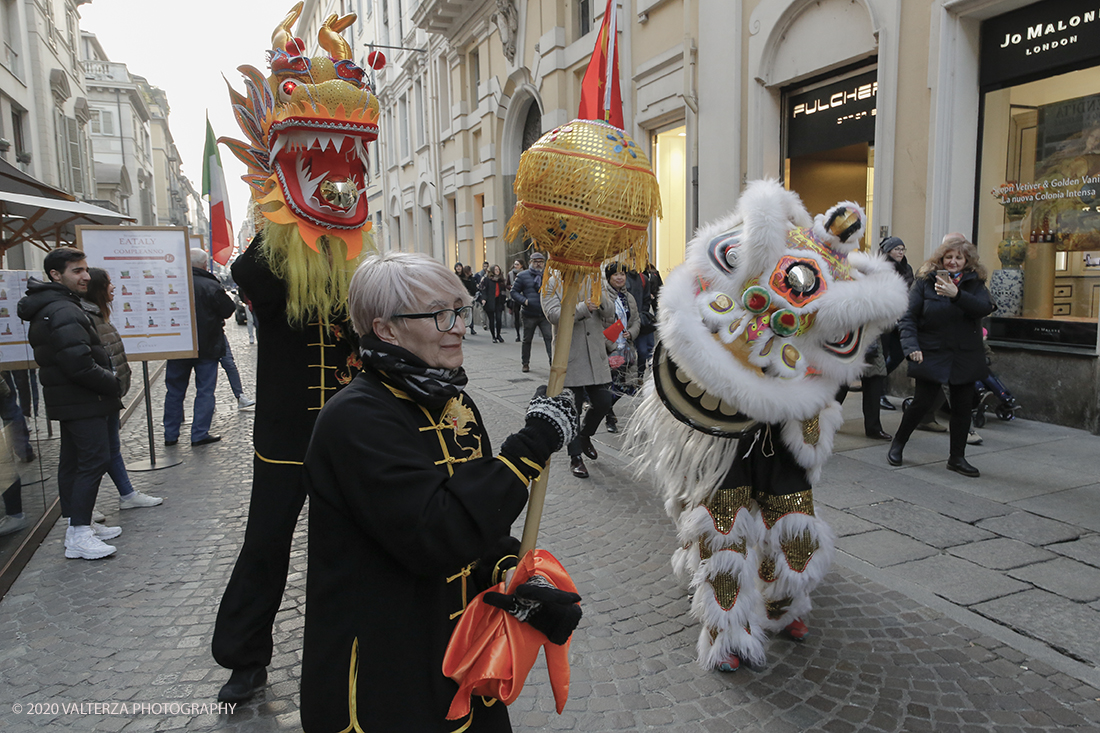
[220,2,380,257]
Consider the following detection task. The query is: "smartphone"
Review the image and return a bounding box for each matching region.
[936,269,949,279]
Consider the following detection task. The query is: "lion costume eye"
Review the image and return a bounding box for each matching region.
[769,256,826,307]
[786,264,817,294]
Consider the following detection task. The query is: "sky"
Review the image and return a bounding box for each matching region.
[79,2,296,243]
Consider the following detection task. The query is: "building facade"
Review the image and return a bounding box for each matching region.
[342,0,1100,432]
[0,0,96,269]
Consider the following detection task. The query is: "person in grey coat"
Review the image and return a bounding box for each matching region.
[544,275,617,479]
[887,235,993,477]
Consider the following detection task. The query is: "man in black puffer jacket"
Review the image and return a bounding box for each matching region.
[17,247,122,560]
[162,249,236,447]
[510,251,553,372]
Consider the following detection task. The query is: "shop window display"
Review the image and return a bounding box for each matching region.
[979,65,1100,350]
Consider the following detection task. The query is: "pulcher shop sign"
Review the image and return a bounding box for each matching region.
[787,70,877,159]
[981,0,1100,88]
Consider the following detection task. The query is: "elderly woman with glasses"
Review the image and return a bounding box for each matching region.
[299,251,581,733]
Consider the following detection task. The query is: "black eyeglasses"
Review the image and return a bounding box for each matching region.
[394,305,474,332]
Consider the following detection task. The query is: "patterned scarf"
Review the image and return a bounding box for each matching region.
[359,337,468,409]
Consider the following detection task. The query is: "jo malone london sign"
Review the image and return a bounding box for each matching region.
[981,0,1100,88]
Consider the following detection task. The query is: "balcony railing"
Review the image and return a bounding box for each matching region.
[82,60,130,82]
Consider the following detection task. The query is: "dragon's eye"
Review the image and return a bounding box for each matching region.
[786,264,817,294]
[279,79,299,101]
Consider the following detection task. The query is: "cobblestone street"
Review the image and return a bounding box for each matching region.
[0,323,1098,731]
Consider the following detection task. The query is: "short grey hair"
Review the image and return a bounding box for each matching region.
[190,248,209,268]
[348,251,472,338]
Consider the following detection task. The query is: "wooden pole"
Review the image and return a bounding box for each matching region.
[520,276,580,555]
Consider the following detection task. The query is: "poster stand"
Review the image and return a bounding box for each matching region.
[128,362,180,472]
[77,226,198,472]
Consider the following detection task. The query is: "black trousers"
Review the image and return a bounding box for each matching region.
[486,307,504,340]
[895,379,976,458]
[836,375,885,434]
[568,384,615,458]
[58,417,110,525]
[212,457,306,670]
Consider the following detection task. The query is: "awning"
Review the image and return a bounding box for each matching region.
[0,189,134,253]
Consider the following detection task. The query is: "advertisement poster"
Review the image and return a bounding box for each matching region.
[0,270,35,369]
[1028,92,1100,251]
[77,226,198,361]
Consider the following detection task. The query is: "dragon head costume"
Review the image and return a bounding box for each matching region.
[221,2,379,324]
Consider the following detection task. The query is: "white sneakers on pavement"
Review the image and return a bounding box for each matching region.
[0,514,29,536]
[91,509,106,523]
[90,520,122,540]
[120,491,163,509]
[64,525,116,560]
[238,396,256,410]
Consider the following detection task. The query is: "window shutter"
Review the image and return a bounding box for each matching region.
[67,117,83,195]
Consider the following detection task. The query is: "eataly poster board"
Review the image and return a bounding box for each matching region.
[77,226,198,361]
[0,270,36,369]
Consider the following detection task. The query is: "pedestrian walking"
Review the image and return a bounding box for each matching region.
[544,274,616,479]
[82,268,162,510]
[511,251,553,372]
[162,250,236,447]
[219,335,256,410]
[17,247,122,559]
[478,264,509,343]
[300,251,579,732]
[603,263,640,433]
[888,234,994,477]
[459,265,480,335]
[506,259,524,342]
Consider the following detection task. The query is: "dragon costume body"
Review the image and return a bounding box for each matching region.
[629,180,907,671]
[211,2,381,702]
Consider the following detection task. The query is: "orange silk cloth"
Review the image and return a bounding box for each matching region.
[442,549,577,720]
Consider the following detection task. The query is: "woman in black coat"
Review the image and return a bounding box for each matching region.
[887,235,994,477]
[478,264,509,343]
[300,252,581,732]
[879,236,914,375]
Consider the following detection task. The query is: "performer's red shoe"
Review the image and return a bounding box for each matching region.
[717,655,740,672]
[783,619,809,641]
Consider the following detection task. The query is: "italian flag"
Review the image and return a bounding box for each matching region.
[202,116,233,266]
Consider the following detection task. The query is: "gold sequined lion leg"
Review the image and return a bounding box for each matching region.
[679,483,769,670]
[755,488,835,637]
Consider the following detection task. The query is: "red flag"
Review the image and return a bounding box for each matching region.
[202,117,233,266]
[577,0,623,128]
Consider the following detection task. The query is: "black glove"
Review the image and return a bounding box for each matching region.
[499,387,577,475]
[483,574,582,645]
[524,386,578,452]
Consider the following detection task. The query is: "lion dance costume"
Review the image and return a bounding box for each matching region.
[210,2,380,701]
[629,180,907,671]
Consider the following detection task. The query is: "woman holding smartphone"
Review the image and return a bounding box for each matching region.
[887,234,994,477]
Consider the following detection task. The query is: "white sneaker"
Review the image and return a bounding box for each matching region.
[0,514,29,536]
[120,491,163,509]
[967,430,983,446]
[90,521,122,540]
[238,396,256,410]
[64,526,116,560]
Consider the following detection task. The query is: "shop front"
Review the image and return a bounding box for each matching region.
[975,0,1100,431]
[784,67,878,242]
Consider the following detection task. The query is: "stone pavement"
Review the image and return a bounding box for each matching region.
[0,322,1098,731]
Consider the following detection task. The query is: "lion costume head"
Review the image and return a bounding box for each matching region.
[651,179,908,434]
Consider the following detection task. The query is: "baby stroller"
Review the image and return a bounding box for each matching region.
[971,371,1021,427]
